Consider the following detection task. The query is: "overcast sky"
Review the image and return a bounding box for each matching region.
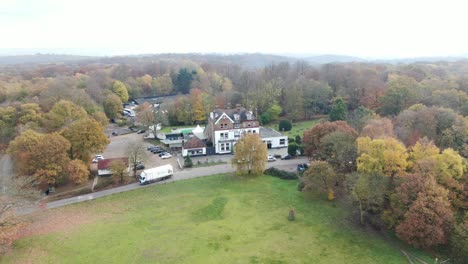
[1,0,467,58]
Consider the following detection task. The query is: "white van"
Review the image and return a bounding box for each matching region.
[139,164,173,185]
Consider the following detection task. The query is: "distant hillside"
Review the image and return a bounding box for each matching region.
[303,54,365,64]
[0,54,96,65]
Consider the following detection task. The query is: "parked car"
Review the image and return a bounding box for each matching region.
[111,131,118,136]
[281,154,292,160]
[158,151,168,157]
[147,145,156,150]
[137,129,146,134]
[135,163,145,170]
[152,149,164,154]
[297,163,309,172]
[267,155,277,162]
[161,153,172,159]
[148,146,161,151]
[92,155,104,163]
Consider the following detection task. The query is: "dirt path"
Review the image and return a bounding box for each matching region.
[0,154,13,188]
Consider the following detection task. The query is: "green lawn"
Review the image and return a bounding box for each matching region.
[3,175,429,264]
[268,119,322,138]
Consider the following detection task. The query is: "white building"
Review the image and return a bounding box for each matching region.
[206,107,287,154]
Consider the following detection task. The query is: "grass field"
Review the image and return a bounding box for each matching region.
[3,174,430,264]
[268,119,323,138]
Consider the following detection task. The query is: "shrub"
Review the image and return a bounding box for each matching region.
[184,155,193,168]
[288,142,299,156]
[279,120,292,132]
[264,167,298,180]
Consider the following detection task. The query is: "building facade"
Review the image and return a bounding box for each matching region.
[206,107,287,154]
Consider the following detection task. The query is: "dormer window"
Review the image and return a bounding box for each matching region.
[234,114,240,121]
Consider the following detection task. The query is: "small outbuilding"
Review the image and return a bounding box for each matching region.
[182,136,207,157]
[97,157,130,176]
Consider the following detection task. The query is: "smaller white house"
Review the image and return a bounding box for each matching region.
[259,127,288,155]
[182,136,207,157]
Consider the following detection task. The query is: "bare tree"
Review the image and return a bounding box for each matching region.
[0,176,40,253]
[126,142,147,178]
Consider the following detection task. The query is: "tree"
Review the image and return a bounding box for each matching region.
[42,100,87,132]
[110,160,128,184]
[302,161,336,200]
[320,131,357,172]
[127,142,146,178]
[152,74,173,95]
[396,177,454,249]
[174,68,194,94]
[450,219,468,264]
[347,173,389,225]
[29,133,71,185]
[288,142,299,156]
[231,133,267,176]
[184,155,193,168]
[112,80,129,102]
[356,137,408,178]
[103,94,123,120]
[329,97,347,121]
[361,118,394,139]
[191,88,206,123]
[278,120,292,132]
[378,76,417,116]
[66,159,89,184]
[7,130,43,175]
[62,118,109,162]
[0,176,40,253]
[303,121,357,160]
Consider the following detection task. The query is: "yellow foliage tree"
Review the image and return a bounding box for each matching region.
[357,136,408,178]
[231,133,267,176]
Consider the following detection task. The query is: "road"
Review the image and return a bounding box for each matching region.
[30,157,307,212]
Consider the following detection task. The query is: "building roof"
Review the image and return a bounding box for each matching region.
[133,95,179,106]
[259,127,285,138]
[97,157,129,170]
[211,107,256,123]
[183,136,207,149]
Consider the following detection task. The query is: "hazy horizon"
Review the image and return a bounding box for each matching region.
[1,0,468,58]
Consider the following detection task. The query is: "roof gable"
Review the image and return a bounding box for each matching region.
[98,157,129,170]
[183,136,207,149]
[214,112,234,124]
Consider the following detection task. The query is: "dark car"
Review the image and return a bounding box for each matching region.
[297,163,309,172]
[137,129,146,134]
[111,131,118,136]
[148,146,160,151]
[135,163,145,170]
[152,148,164,154]
[281,154,292,160]
[159,151,168,157]
[147,145,156,150]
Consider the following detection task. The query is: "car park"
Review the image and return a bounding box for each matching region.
[92,155,104,163]
[267,155,276,162]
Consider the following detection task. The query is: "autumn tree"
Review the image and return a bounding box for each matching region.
[361,117,394,139]
[110,160,128,184]
[7,130,43,175]
[395,177,454,249]
[62,118,109,162]
[112,80,129,102]
[127,142,146,178]
[303,121,357,160]
[378,75,418,116]
[356,137,408,178]
[231,133,267,176]
[329,97,347,121]
[152,74,173,95]
[302,161,337,200]
[191,88,206,123]
[103,94,123,120]
[320,131,357,172]
[29,133,71,185]
[42,100,88,132]
[66,159,89,184]
[0,176,40,253]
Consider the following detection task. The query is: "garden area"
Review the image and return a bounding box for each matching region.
[3,174,430,263]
